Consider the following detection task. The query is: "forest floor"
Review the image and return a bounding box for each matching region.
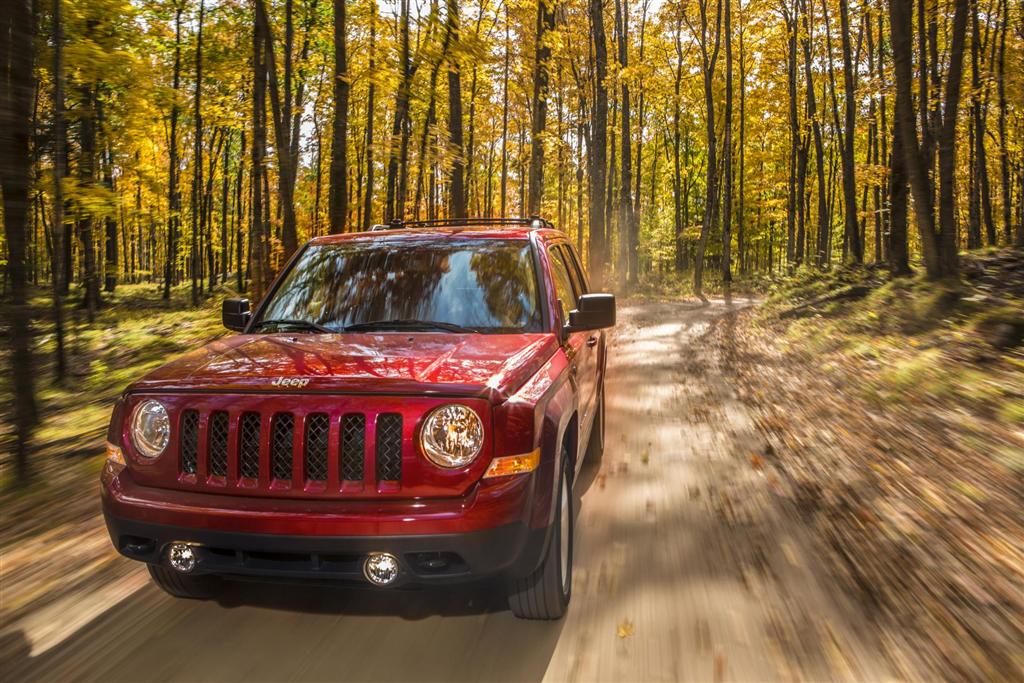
[1,251,1022,681]
[0,282,232,629]
[721,247,1024,681]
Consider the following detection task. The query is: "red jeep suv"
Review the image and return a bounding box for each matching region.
[101,218,614,619]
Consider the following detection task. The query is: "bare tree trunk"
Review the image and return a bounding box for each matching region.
[49,0,68,380]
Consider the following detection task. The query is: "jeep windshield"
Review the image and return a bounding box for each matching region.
[255,238,543,334]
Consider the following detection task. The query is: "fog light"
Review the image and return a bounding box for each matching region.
[363,552,400,586]
[167,543,197,573]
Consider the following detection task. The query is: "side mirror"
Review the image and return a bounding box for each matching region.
[567,293,616,332]
[222,298,251,332]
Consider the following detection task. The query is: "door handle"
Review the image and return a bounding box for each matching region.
[586,336,598,347]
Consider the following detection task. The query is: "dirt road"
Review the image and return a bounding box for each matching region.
[5,301,894,682]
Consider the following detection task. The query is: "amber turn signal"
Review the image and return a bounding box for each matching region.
[105,441,126,466]
[483,448,541,478]
[101,442,127,486]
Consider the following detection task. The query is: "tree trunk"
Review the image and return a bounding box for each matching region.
[50,0,68,380]
[385,0,412,221]
[800,0,827,269]
[362,8,376,228]
[615,0,633,290]
[528,0,557,215]
[191,0,204,305]
[0,0,40,482]
[722,0,733,285]
[251,9,268,299]
[446,0,466,219]
[889,105,911,276]
[995,0,1011,244]
[164,4,182,300]
[500,5,510,216]
[838,0,862,263]
[890,0,965,279]
[78,85,101,320]
[693,0,722,299]
[329,0,349,232]
[785,3,798,269]
[589,0,608,290]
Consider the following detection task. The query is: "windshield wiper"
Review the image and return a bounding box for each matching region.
[342,319,480,334]
[253,319,334,334]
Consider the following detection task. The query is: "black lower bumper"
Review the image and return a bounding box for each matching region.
[105,514,551,586]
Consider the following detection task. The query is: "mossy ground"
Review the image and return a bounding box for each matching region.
[0,282,232,542]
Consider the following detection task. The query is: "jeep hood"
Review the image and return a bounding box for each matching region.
[128,333,560,402]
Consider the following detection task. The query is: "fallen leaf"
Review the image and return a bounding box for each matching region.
[750,454,765,470]
[714,652,726,682]
[617,619,635,639]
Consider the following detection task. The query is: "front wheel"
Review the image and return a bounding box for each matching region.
[508,450,573,619]
[147,564,222,600]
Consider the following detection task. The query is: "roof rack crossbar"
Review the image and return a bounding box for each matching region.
[372,216,553,231]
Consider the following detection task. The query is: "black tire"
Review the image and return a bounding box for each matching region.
[148,564,222,600]
[585,385,605,463]
[508,450,573,619]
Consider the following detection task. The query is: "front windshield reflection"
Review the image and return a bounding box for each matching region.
[258,239,543,333]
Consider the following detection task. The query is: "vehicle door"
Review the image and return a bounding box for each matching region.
[548,244,598,437]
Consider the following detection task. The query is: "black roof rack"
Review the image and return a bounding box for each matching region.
[369,216,554,231]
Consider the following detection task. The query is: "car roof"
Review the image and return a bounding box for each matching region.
[308,226,569,246]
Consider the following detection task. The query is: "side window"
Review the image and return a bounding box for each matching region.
[560,244,590,294]
[548,247,578,323]
[558,245,585,298]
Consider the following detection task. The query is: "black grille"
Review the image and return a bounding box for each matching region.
[208,411,229,476]
[239,412,261,479]
[180,410,199,474]
[375,413,403,481]
[340,414,366,481]
[304,414,329,481]
[271,413,294,481]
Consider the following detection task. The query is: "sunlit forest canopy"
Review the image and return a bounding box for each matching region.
[3,0,1024,311]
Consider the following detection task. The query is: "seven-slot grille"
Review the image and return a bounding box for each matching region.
[177,410,402,486]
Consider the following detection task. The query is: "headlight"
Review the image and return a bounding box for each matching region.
[130,400,169,459]
[420,404,484,468]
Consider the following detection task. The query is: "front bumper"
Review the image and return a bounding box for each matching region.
[105,515,548,585]
[102,469,550,584]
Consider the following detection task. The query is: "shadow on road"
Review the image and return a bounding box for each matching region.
[11,577,565,682]
[215,576,509,618]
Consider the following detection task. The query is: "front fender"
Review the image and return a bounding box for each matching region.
[493,348,576,532]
